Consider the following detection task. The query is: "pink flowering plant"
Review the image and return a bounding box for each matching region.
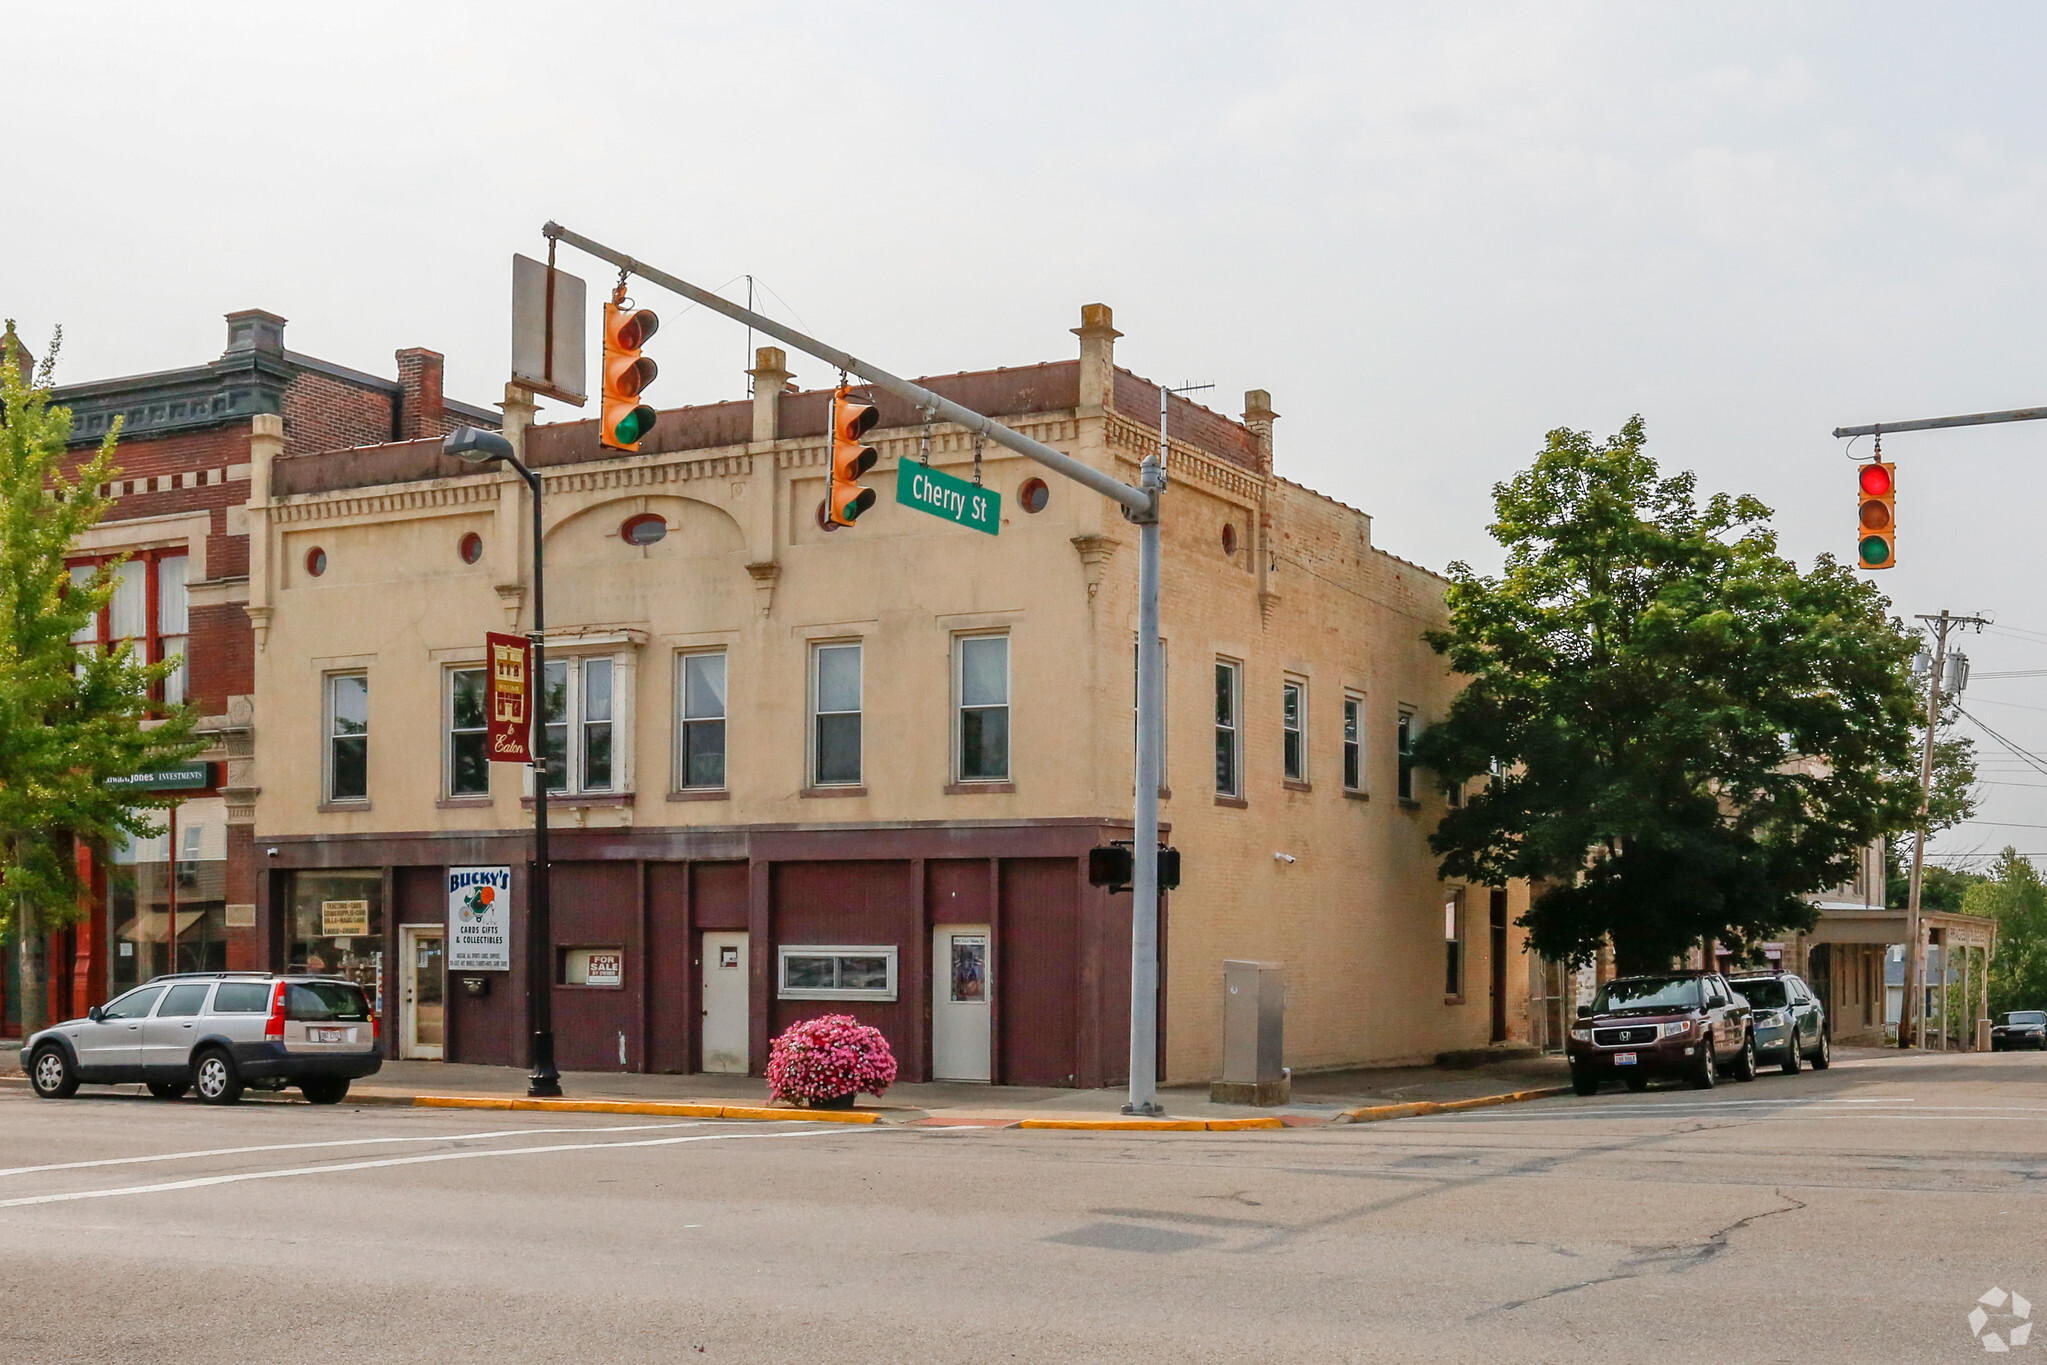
[767,1014,898,1105]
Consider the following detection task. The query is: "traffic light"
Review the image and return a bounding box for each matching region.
[822,385,879,529]
[1857,460,1895,570]
[600,295,659,452]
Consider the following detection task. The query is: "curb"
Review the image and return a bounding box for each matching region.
[1332,1085,1570,1123]
[411,1095,880,1124]
[1015,1116,1286,1131]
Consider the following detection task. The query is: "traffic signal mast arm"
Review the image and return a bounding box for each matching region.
[1833,406,2047,439]
[542,222,1153,520]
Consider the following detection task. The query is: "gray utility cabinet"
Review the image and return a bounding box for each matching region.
[1211,959,1291,1106]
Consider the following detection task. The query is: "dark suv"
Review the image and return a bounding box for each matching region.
[1567,971,1756,1094]
[1728,971,1830,1073]
[1991,1010,2047,1051]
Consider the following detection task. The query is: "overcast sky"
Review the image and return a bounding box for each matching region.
[6,3,2046,867]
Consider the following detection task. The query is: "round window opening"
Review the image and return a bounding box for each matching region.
[1018,477,1050,514]
[1220,523,1238,556]
[459,532,484,565]
[304,547,327,577]
[621,513,668,546]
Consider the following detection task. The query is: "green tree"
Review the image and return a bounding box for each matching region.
[1963,848,2047,1017]
[1,325,200,1034]
[1413,418,1924,974]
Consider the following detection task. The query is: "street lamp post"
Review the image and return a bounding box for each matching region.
[445,426,561,1097]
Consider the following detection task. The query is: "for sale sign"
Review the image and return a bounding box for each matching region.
[486,632,532,763]
[448,866,512,970]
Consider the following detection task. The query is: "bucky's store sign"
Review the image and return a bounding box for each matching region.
[448,865,512,970]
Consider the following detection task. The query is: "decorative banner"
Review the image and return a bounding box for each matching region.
[448,866,512,971]
[486,632,533,763]
[320,900,370,937]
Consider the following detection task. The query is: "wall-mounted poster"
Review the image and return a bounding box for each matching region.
[321,900,370,937]
[448,866,512,970]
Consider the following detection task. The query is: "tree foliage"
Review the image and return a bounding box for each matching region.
[1963,848,2047,1017]
[1,324,201,1027]
[1413,419,1924,973]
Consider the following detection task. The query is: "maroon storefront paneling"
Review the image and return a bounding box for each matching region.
[927,859,992,923]
[769,860,916,1059]
[691,862,750,929]
[393,865,445,1059]
[999,858,1081,1086]
[646,862,690,1074]
[549,861,642,1073]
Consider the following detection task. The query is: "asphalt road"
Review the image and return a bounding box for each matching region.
[2,1050,2043,1364]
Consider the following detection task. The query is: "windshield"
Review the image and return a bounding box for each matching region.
[286,981,371,1022]
[2003,1011,2047,1027]
[1732,979,1789,1009]
[1592,977,1702,1013]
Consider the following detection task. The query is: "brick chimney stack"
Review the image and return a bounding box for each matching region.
[396,347,445,440]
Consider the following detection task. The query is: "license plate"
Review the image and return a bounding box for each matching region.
[312,1027,350,1044]
[1615,1052,1637,1066]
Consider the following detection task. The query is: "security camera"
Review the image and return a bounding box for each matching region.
[266,847,279,858]
[1273,852,1297,864]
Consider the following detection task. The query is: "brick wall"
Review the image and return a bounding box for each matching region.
[282,369,396,454]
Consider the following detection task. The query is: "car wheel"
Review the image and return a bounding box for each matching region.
[1571,1069,1600,1096]
[193,1049,244,1106]
[1690,1039,1717,1089]
[1781,1034,1803,1075]
[1731,1031,1758,1082]
[30,1046,79,1100]
[145,1081,189,1100]
[1811,1031,1831,1070]
[300,1078,350,1106]
[1623,1075,1651,1093]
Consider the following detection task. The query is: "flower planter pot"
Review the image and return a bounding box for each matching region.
[811,1092,856,1110]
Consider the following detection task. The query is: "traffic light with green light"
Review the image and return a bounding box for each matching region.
[600,296,659,452]
[1857,460,1895,570]
[821,385,879,529]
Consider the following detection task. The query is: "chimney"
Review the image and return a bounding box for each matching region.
[396,347,445,440]
[747,346,791,443]
[1072,303,1121,412]
[223,309,287,357]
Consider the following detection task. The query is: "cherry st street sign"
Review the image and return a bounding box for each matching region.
[896,461,999,535]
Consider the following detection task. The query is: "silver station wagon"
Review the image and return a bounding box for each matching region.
[20,972,383,1106]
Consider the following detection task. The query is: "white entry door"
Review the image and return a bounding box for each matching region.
[932,924,992,1082]
[400,925,445,1060]
[701,931,750,1074]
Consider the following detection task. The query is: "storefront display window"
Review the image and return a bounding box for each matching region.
[108,796,228,992]
[288,869,386,1015]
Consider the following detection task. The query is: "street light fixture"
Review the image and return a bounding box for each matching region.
[445,425,562,1098]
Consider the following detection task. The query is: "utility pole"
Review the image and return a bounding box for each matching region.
[541,223,1172,1113]
[1901,610,1985,1049]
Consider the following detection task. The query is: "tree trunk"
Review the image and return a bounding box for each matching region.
[15,912,46,1038]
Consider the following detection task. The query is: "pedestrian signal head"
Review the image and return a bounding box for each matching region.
[1857,460,1895,570]
[821,386,880,529]
[601,301,660,451]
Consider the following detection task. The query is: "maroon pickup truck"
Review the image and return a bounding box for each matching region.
[1566,970,1756,1095]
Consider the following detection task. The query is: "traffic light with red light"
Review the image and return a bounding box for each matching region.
[821,385,879,529]
[1857,460,1895,570]
[600,295,659,452]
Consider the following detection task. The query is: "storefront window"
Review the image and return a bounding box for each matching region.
[288,869,386,1016]
[108,797,228,992]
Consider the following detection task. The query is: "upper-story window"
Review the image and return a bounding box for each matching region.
[447,667,488,798]
[542,657,613,794]
[325,673,369,803]
[1343,693,1363,791]
[1215,660,1243,799]
[811,643,862,787]
[68,551,188,704]
[676,651,727,790]
[955,634,1010,783]
[1444,890,1466,999]
[1397,710,1417,801]
[1281,679,1306,782]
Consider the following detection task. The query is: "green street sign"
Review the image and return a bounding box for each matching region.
[896,461,999,535]
[106,763,214,792]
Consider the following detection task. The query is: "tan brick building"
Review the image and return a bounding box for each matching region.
[243,304,1532,1084]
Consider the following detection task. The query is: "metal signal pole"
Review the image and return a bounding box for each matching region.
[542,223,1172,1113]
[1901,610,1984,1050]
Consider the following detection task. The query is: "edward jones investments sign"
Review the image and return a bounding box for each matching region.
[448,866,512,970]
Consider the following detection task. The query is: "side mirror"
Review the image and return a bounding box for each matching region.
[87,1005,104,1023]
[1576,1005,1593,1021]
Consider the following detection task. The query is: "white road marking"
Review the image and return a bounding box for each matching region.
[0,1125,840,1210]
[0,1121,713,1180]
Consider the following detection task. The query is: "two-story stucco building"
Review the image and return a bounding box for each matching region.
[243,304,1532,1085]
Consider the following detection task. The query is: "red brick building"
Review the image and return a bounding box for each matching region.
[0,310,496,1035]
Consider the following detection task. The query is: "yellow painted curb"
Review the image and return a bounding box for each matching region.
[1017,1118,1206,1131]
[1202,1116,1286,1131]
[1336,1085,1569,1124]
[410,1095,877,1124]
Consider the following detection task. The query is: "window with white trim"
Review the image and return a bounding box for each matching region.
[67,550,188,704]
[1397,710,1417,801]
[1444,889,1466,999]
[811,642,862,787]
[1342,693,1363,791]
[675,650,727,790]
[1215,660,1242,798]
[955,634,1009,782]
[778,944,898,1001]
[325,673,369,802]
[541,656,613,794]
[1281,678,1306,782]
[447,667,488,798]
